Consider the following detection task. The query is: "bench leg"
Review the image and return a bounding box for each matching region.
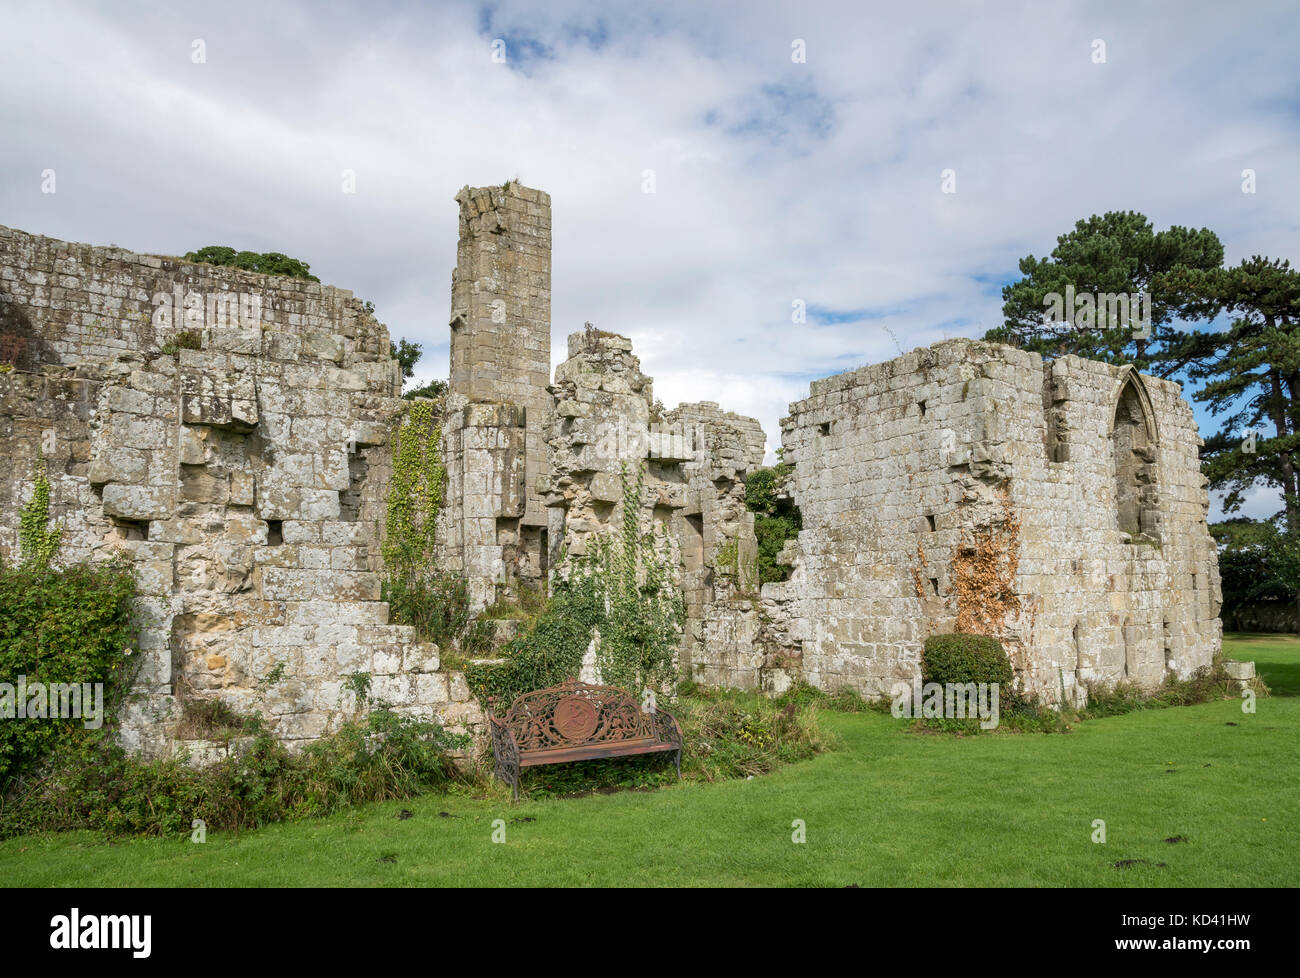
[493,747,521,802]
[674,748,682,780]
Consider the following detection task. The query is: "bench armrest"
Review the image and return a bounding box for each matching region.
[488,715,519,757]
[652,708,683,749]
[488,714,521,798]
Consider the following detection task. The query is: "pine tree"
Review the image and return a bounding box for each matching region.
[1192,257,1300,536]
[985,211,1222,375]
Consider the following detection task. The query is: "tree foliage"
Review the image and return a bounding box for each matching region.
[1189,257,1300,532]
[984,211,1223,375]
[390,338,422,381]
[743,464,802,585]
[183,246,319,281]
[387,336,449,401]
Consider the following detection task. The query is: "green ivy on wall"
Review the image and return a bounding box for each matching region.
[18,454,61,568]
[382,399,445,577]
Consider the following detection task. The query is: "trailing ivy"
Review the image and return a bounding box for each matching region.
[18,454,61,568]
[466,463,685,706]
[378,399,491,653]
[382,399,445,576]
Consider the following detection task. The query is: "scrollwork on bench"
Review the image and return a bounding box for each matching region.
[486,678,684,800]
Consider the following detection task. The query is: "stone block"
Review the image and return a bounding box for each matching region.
[1223,660,1255,680]
[102,484,172,520]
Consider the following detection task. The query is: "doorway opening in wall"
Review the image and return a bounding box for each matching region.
[683,513,704,568]
[679,513,707,675]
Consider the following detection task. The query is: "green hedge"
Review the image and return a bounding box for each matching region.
[0,561,139,788]
[921,633,1013,687]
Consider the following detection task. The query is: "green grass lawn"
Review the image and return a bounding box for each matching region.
[2,634,1295,887]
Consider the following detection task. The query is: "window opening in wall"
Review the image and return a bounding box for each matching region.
[1112,375,1158,540]
[265,519,283,545]
[111,518,150,541]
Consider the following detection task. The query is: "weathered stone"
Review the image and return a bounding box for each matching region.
[0,184,1220,762]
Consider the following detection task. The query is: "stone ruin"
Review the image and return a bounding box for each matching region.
[0,181,1222,757]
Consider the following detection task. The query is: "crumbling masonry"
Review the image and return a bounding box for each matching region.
[0,181,1221,756]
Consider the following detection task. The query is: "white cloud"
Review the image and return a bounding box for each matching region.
[1210,481,1285,523]
[3,0,1298,467]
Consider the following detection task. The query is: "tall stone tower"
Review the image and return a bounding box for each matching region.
[444,182,553,604]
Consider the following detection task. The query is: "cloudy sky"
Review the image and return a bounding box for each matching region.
[3,0,1297,518]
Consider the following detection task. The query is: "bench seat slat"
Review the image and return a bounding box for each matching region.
[518,740,678,766]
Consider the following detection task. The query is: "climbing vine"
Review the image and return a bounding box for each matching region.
[382,399,445,576]
[18,454,61,568]
[378,399,488,651]
[583,462,684,692]
[466,462,685,705]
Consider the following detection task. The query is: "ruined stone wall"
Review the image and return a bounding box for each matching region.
[1,186,1226,762]
[443,183,552,606]
[764,338,1221,704]
[542,329,767,681]
[1016,353,1222,702]
[0,225,481,758]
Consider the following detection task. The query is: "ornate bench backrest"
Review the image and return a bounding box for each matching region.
[494,678,656,752]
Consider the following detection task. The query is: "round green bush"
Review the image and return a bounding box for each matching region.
[921,633,1013,687]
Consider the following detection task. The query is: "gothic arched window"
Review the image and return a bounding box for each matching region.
[1112,374,1158,541]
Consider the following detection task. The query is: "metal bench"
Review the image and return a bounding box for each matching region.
[486,678,683,800]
